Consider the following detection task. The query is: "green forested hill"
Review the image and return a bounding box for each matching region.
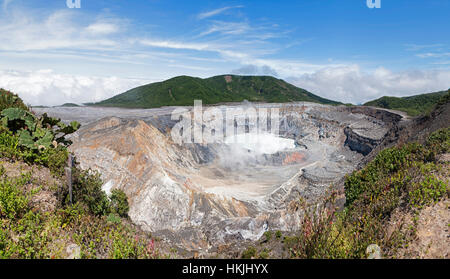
[364,90,449,116]
[59,103,80,107]
[93,75,340,108]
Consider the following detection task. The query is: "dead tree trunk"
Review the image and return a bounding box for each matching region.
[65,154,73,204]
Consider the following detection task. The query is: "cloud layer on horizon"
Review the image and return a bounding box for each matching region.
[0,69,148,106]
[1,66,449,106]
[288,65,450,104]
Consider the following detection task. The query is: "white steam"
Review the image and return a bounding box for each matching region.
[224,133,295,155]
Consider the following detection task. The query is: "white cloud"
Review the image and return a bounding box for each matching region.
[288,65,450,104]
[197,6,243,20]
[85,22,119,35]
[137,39,211,51]
[432,61,450,65]
[0,69,149,106]
[198,21,251,37]
[2,0,13,10]
[405,44,444,51]
[232,64,278,76]
[0,9,121,52]
[0,3,296,79]
[416,52,450,58]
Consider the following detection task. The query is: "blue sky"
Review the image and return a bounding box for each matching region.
[0,0,449,105]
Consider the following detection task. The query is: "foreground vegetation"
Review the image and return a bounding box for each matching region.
[280,127,449,258]
[0,89,166,259]
[364,89,449,116]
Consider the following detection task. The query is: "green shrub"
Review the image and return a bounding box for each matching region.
[1,108,79,150]
[110,229,145,259]
[275,230,282,239]
[0,228,9,259]
[0,89,28,112]
[107,213,122,224]
[72,169,110,216]
[110,189,129,218]
[434,90,450,110]
[0,131,20,159]
[0,130,68,176]
[263,231,272,242]
[43,147,68,177]
[0,91,78,178]
[409,175,448,209]
[259,249,270,259]
[0,175,30,219]
[426,128,450,154]
[71,170,129,218]
[345,145,413,206]
[7,211,52,259]
[241,246,257,259]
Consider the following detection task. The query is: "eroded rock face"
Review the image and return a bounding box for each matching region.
[38,103,402,251]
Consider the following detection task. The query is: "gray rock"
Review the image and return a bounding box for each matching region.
[66,244,81,259]
[366,244,382,259]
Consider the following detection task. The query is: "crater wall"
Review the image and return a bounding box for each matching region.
[36,103,403,251]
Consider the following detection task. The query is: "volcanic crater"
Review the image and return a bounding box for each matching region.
[35,102,403,251]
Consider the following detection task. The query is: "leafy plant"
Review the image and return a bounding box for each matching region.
[0,173,31,220]
[263,231,272,242]
[409,175,447,209]
[0,131,20,159]
[110,189,129,218]
[426,127,450,154]
[0,98,78,176]
[241,246,257,259]
[1,108,36,133]
[1,108,79,151]
[275,230,282,239]
[344,146,409,206]
[72,169,110,216]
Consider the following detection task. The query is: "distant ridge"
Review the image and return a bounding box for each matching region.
[92,75,341,108]
[59,103,81,107]
[364,89,450,116]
